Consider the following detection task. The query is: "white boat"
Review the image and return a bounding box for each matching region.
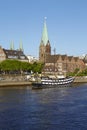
[32,76,74,89]
[32,48,75,89]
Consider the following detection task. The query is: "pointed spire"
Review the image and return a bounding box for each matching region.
[10,42,12,50]
[10,41,14,50]
[19,40,23,51]
[41,17,49,45]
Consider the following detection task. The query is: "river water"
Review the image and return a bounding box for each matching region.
[0,83,87,130]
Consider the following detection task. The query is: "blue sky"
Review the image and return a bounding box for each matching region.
[0,0,87,57]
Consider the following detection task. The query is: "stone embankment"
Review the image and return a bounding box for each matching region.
[0,81,32,87]
[74,76,87,83]
[0,75,32,87]
[0,75,87,87]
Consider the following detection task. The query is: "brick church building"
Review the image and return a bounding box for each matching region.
[39,19,85,74]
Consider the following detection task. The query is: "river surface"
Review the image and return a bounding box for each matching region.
[0,83,87,130]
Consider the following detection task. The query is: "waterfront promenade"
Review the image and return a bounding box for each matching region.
[0,75,32,87]
[74,76,87,83]
[0,81,32,87]
[0,75,87,87]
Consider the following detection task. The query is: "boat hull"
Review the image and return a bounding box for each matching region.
[32,77,74,89]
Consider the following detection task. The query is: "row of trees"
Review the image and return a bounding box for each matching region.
[0,60,44,74]
[0,59,87,76]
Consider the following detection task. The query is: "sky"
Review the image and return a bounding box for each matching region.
[0,0,87,58]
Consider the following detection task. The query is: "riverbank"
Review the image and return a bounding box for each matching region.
[0,81,32,87]
[0,75,32,87]
[0,76,87,87]
[74,76,87,83]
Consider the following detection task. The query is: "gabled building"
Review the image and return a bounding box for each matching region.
[39,19,85,73]
[0,46,6,61]
[44,54,85,74]
[0,45,28,62]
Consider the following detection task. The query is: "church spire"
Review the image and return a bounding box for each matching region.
[41,17,49,45]
[10,41,14,50]
[19,40,23,51]
[39,18,51,62]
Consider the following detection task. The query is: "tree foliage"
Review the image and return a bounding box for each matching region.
[68,68,87,76]
[0,60,43,74]
[32,62,44,73]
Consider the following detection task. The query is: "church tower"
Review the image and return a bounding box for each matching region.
[39,18,51,62]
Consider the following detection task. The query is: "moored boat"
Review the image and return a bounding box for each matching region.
[32,76,74,89]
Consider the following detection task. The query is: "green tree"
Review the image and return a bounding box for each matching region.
[32,62,43,73]
[0,60,43,74]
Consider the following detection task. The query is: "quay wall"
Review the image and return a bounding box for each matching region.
[0,75,32,87]
[74,76,87,83]
[0,75,87,87]
[0,81,32,87]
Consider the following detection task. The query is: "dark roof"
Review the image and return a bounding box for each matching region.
[45,55,59,63]
[68,56,73,61]
[74,57,79,62]
[3,49,28,60]
[45,54,67,63]
[45,54,80,63]
[61,55,67,60]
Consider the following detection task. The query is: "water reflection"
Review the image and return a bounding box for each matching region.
[0,84,87,129]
